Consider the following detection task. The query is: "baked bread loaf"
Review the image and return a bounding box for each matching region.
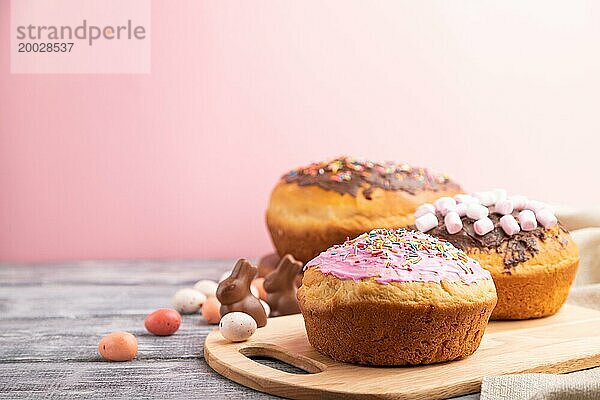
[266,156,462,263]
[298,228,497,366]
[414,190,579,320]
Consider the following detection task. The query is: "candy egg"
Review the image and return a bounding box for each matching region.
[172,288,206,314]
[260,299,270,317]
[202,296,222,324]
[250,283,260,298]
[144,308,182,336]
[193,280,219,297]
[219,312,257,342]
[98,331,138,361]
[252,278,267,300]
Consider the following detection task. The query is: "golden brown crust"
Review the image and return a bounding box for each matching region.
[463,225,580,319]
[298,269,497,365]
[266,181,462,263]
[488,260,578,319]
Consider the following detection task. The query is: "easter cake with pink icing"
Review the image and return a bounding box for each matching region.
[413,190,579,320]
[297,228,497,366]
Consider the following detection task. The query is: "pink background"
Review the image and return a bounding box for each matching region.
[1,1,599,262]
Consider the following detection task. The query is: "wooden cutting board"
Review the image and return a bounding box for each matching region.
[204,304,600,399]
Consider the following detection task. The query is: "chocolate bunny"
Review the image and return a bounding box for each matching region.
[257,253,281,277]
[217,259,267,327]
[264,254,303,317]
[258,253,304,287]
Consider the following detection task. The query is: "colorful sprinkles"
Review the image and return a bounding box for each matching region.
[306,228,491,285]
[284,156,458,198]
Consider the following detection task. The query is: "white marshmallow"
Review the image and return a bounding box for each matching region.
[472,191,496,206]
[509,195,528,210]
[518,210,538,231]
[500,215,520,236]
[435,197,456,212]
[415,203,436,218]
[444,211,463,234]
[438,203,456,216]
[455,203,468,217]
[526,200,549,213]
[474,217,494,235]
[454,194,479,204]
[536,208,558,228]
[466,203,489,220]
[494,199,514,215]
[415,213,438,232]
[493,188,508,203]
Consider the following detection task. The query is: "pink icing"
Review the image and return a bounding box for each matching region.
[305,228,491,285]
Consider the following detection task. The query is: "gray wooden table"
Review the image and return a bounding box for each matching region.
[0,261,478,399]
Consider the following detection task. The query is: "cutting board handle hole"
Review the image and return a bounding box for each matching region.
[240,345,325,374]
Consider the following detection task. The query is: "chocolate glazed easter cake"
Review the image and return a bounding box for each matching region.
[266,156,462,263]
[298,228,497,366]
[414,190,580,320]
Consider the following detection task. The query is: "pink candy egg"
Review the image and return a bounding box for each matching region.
[252,278,267,300]
[202,296,222,324]
[144,308,182,336]
[98,331,138,362]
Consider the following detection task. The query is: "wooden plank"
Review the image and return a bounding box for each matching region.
[205,305,600,400]
[0,314,214,362]
[0,284,209,319]
[0,360,277,400]
[0,260,236,286]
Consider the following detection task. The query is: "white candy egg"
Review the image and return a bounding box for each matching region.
[250,284,260,298]
[172,288,206,314]
[219,312,257,342]
[260,300,270,317]
[193,280,219,297]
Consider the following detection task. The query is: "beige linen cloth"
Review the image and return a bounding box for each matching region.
[480,207,600,400]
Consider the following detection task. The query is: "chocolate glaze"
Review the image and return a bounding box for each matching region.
[424,212,568,272]
[283,156,460,199]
